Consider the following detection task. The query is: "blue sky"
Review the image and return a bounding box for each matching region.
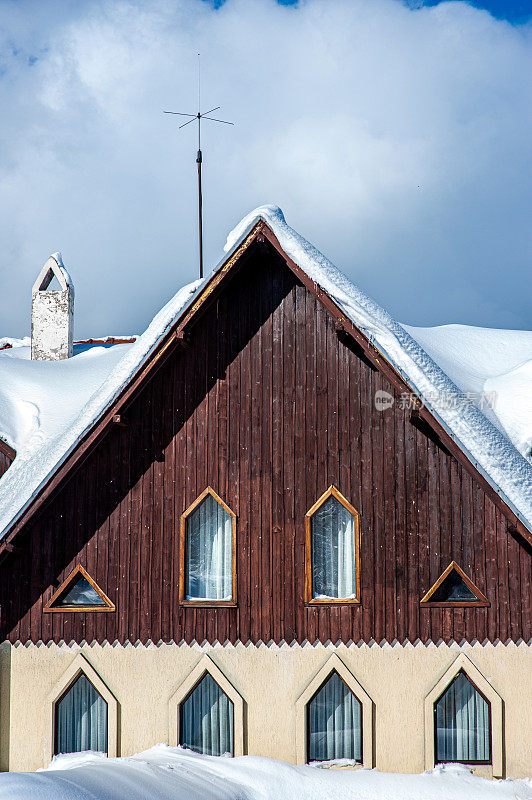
[412,0,532,22]
[229,0,532,23]
[0,0,531,337]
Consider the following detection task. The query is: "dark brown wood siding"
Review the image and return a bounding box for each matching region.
[0,242,530,644]
[0,446,14,480]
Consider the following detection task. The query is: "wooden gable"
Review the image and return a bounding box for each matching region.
[0,225,530,645]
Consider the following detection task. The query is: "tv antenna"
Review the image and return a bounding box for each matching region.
[164,54,234,279]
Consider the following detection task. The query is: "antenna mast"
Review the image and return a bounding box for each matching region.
[164,55,234,279]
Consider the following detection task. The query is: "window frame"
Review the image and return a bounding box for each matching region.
[43,564,116,613]
[423,653,503,777]
[295,653,374,766]
[46,653,118,766]
[420,561,489,608]
[306,669,363,764]
[54,672,108,757]
[304,485,361,605]
[179,672,235,756]
[168,654,245,756]
[433,669,492,766]
[179,487,237,607]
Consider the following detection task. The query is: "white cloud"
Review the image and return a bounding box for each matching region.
[0,0,530,337]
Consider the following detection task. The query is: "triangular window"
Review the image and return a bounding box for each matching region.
[421,561,488,607]
[44,566,115,612]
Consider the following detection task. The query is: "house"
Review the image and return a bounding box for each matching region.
[0,206,530,776]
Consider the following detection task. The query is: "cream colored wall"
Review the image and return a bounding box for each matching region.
[4,640,531,777]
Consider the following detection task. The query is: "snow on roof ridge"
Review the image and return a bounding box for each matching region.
[0,205,531,540]
[225,205,532,530]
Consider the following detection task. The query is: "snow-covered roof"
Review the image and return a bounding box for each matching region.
[0,205,531,540]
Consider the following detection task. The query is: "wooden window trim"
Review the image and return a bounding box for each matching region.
[179,486,238,607]
[304,485,361,605]
[420,560,489,608]
[44,564,115,613]
[433,669,492,766]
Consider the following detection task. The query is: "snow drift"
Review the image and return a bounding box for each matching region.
[0,746,530,800]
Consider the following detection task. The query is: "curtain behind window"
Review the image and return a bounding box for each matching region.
[435,672,490,762]
[181,673,234,756]
[55,674,108,755]
[187,494,232,601]
[308,671,362,762]
[312,496,356,599]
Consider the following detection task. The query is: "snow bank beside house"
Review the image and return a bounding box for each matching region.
[0,746,530,800]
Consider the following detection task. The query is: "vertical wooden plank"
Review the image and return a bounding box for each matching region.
[394,397,407,643]
[239,269,253,644]
[294,282,307,642]
[260,255,273,642]
[438,451,452,642]
[495,508,509,642]
[518,533,532,642]
[217,284,230,645]
[150,375,164,645]
[249,265,263,643]
[117,417,132,643]
[106,428,122,643]
[371,372,385,643]
[427,439,442,641]
[282,278,296,643]
[405,410,419,642]
[382,379,396,642]
[271,257,285,643]
[227,272,242,645]
[473,486,487,642]
[484,498,499,642]
[359,358,374,643]
[139,384,153,644]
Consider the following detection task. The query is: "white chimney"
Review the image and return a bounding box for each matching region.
[31,253,74,361]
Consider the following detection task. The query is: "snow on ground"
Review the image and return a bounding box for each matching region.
[0,746,530,800]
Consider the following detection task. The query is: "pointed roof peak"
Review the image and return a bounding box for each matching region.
[32,253,74,295]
